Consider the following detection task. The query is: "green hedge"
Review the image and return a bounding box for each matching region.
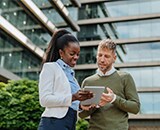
[76,119,89,130]
[0,79,44,130]
[0,79,88,130]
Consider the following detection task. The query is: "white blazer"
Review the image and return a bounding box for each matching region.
[39,62,72,118]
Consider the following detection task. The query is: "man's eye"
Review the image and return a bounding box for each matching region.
[105,55,110,58]
[98,54,102,57]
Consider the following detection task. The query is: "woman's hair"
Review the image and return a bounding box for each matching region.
[42,29,79,64]
[98,39,116,53]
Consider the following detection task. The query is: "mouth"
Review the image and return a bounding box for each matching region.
[98,64,107,70]
[98,64,105,67]
[70,60,77,67]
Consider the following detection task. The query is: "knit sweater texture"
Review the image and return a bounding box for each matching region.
[79,71,140,130]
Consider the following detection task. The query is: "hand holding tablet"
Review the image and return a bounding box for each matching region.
[72,89,94,101]
[80,86,105,105]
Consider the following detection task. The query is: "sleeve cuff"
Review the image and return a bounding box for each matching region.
[110,94,116,104]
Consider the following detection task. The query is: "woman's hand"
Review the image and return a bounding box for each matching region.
[80,104,98,111]
[72,90,93,101]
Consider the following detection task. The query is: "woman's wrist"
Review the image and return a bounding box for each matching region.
[72,94,76,101]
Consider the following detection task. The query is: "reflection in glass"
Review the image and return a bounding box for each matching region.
[114,19,160,39]
[107,0,160,17]
[120,67,160,88]
[22,29,51,46]
[77,47,97,65]
[139,92,160,114]
[119,42,160,63]
[0,30,41,80]
[79,0,160,19]
[78,24,117,41]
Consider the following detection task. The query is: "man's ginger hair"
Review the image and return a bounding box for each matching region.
[98,39,116,53]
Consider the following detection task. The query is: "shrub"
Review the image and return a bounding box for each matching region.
[76,119,89,130]
[0,79,44,130]
[0,79,89,130]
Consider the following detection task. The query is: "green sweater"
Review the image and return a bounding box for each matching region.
[79,71,140,130]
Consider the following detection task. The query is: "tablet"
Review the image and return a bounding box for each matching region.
[80,86,105,105]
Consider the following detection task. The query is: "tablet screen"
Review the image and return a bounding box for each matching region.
[81,86,105,105]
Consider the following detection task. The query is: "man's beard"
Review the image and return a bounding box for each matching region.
[98,64,111,73]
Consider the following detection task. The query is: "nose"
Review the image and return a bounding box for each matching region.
[74,54,79,60]
[100,55,105,62]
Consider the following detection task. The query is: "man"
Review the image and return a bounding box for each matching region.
[79,39,140,130]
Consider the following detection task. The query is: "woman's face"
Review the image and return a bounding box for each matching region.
[59,42,80,67]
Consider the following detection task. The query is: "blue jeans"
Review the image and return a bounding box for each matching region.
[38,108,77,130]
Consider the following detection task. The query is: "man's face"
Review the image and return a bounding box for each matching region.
[97,47,116,74]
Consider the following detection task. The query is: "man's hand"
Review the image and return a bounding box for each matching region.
[99,87,115,107]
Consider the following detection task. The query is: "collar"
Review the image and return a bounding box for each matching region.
[56,59,74,75]
[56,59,68,69]
[97,66,116,76]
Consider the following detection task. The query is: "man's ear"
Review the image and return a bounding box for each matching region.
[113,53,117,63]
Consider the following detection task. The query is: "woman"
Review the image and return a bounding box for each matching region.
[38,29,93,130]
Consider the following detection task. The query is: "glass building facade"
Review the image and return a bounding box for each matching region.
[0,0,160,129]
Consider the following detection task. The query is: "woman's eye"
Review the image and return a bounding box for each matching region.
[70,53,75,56]
[69,52,80,57]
